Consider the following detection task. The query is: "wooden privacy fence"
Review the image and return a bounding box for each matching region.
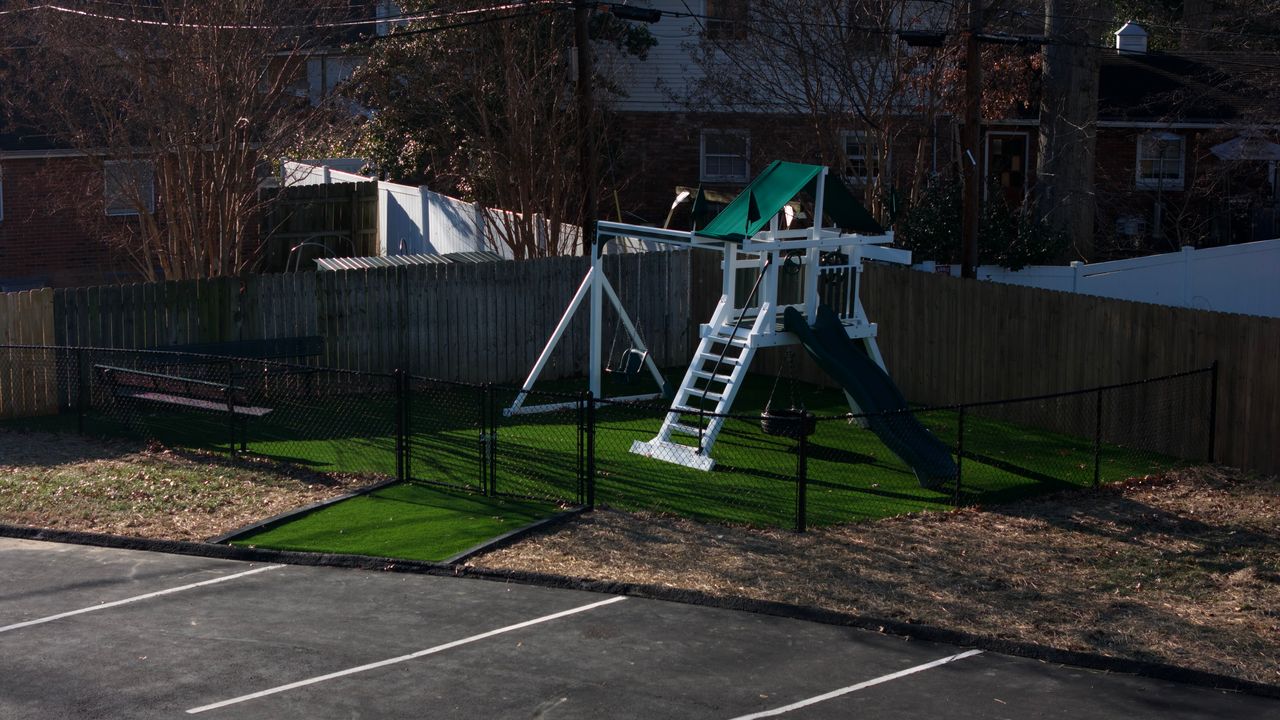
[1,250,1275,474]
[0,250,692,396]
[859,266,1275,474]
[0,289,57,417]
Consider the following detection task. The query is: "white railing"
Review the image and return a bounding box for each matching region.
[818,263,857,320]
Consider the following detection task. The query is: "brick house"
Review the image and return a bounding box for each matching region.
[983,23,1280,258]
[0,131,144,290]
[607,5,1277,259]
[606,0,942,227]
[0,2,395,290]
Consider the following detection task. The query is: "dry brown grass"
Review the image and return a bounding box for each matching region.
[472,467,1280,685]
[3,428,1275,685]
[0,430,367,541]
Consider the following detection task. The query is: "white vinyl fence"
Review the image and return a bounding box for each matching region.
[915,239,1280,318]
[281,160,588,259]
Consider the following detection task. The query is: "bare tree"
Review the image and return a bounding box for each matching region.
[1034,0,1113,260]
[343,1,655,258]
[0,1,346,281]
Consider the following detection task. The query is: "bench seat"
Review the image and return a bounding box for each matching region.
[118,390,273,417]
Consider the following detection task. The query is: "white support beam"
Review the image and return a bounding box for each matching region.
[860,245,912,265]
[588,244,604,398]
[505,266,597,415]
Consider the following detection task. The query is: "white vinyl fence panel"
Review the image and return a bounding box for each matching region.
[915,238,1280,318]
[282,160,672,259]
[380,182,429,255]
[428,189,495,256]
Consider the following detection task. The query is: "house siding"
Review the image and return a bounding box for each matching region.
[605,1,707,113]
[0,158,137,289]
[615,111,941,227]
[615,111,825,225]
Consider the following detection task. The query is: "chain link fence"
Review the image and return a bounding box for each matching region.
[0,345,1216,530]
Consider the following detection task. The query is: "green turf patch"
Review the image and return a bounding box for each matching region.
[228,482,564,562]
[9,370,1193,529]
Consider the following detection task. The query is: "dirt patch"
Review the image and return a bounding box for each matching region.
[0,430,369,541]
[472,467,1280,686]
[3,428,1275,686]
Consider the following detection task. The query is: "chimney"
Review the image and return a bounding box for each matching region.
[1115,21,1148,54]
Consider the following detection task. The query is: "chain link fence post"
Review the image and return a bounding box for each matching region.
[394,370,405,483]
[1093,388,1104,488]
[480,383,492,497]
[585,391,596,511]
[404,372,413,481]
[576,391,587,507]
[954,404,966,507]
[76,348,88,434]
[795,420,808,533]
[1207,360,1219,463]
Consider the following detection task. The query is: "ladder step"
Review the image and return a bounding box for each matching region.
[673,390,724,407]
[670,403,717,415]
[691,369,733,383]
[709,335,750,347]
[694,352,743,367]
[669,422,705,436]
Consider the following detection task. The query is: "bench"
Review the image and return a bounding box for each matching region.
[94,365,273,453]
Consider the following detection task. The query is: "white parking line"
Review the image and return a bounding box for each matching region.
[186,595,628,715]
[0,564,284,635]
[728,649,985,719]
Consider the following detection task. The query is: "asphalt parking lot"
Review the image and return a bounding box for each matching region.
[0,537,1274,719]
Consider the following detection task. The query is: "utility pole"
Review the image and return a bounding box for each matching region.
[574,1,598,251]
[961,0,983,279]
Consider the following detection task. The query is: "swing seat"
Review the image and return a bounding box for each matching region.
[760,405,816,438]
[607,348,648,383]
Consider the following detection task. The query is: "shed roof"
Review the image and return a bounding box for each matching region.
[314,251,504,272]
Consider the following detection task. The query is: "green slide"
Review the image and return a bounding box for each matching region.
[783,305,958,490]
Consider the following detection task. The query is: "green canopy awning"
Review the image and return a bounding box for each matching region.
[695,160,884,242]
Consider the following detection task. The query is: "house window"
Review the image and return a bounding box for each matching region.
[842,131,880,186]
[701,130,750,183]
[1136,133,1185,191]
[704,0,748,41]
[104,160,155,216]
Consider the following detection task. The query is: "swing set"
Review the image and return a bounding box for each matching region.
[507,161,958,487]
[504,245,670,416]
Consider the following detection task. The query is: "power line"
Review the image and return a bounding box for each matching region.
[19,2,567,33]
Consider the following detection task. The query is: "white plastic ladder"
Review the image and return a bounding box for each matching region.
[630,301,771,471]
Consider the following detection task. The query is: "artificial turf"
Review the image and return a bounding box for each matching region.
[13,370,1189,529]
[228,482,563,562]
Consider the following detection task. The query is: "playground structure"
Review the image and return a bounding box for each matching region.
[508,161,959,487]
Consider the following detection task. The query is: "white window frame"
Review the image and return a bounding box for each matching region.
[700,129,751,183]
[841,130,881,187]
[104,160,155,216]
[1135,132,1185,191]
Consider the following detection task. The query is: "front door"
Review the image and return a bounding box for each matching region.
[985,131,1030,208]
